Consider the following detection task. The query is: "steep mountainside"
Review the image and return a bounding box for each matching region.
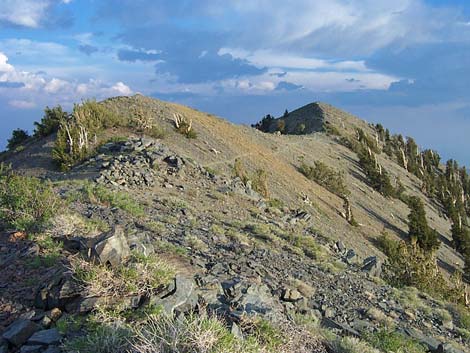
[0,95,468,353]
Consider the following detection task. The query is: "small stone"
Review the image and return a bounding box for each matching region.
[49,308,62,322]
[2,319,39,347]
[280,288,303,302]
[324,307,336,318]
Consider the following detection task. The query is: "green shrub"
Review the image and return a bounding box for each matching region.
[53,100,122,170]
[7,129,30,150]
[379,233,465,303]
[358,147,395,197]
[34,106,68,137]
[299,161,350,197]
[407,196,440,251]
[0,167,61,231]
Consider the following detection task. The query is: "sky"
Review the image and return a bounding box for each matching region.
[1,1,470,164]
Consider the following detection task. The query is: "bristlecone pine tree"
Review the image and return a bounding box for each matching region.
[407,196,440,252]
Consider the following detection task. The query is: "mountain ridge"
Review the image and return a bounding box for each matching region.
[0,94,469,353]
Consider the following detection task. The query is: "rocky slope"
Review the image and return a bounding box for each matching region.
[0,95,468,353]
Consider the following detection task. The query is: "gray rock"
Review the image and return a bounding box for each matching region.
[321,318,360,337]
[230,322,244,340]
[404,328,440,351]
[344,249,361,265]
[91,226,130,268]
[441,343,465,353]
[336,241,346,253]
[280,288,303,302]
[42,347,62,353]
[0,341,7,353]
[152,275,197,315]
[20,345,43,353]
[2,319,39,347]
[27,329,62,345]
[361,256,382,277]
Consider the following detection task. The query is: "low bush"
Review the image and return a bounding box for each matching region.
[299,160,350,198]
[129,106,166,139]
[0,166,61,231]
[53,100,123,170]
[378,233,466,303]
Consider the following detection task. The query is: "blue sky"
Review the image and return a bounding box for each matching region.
[1,1,470,164]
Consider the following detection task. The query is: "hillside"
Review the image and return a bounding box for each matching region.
[0,94,469,353]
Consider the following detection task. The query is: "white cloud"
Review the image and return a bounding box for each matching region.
[218,0,455,56]
[45,78,70,93]
[111,82,133,95]
[219,48,368,71]
[0,0,50,28]
[0,51,134,108]
[0,53,14,72]
[9,100,36,109]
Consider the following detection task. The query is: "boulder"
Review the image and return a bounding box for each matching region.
[152,275,197,315]
[361,256,382,277]
[2,319,39,347]
[27,329,62,346]
[91,226,130,268]
[19,346,42,353]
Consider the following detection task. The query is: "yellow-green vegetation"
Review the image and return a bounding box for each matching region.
[280,231,328,260]
[378,233,466,304]
[62,309,324,353]
[69,182,145,218]
[173,113,197,139]
[331,336,380,353]
[449,304,470,342]
[185,233,209,252]
[391,287,431,314]
[244,223,278,243]
[154,239,188,256]
[62,314,131,353]
[129,106,166,139]
[71,252,175,297]
[233,159,270,198]
[26,233,63,268]
[298,160,349,198]
[365,330,427,353]
[53,100,124,170]
[0,165,61,231]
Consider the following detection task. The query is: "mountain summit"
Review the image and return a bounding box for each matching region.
[0,95,469,353]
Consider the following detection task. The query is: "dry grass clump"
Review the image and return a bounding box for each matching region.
[71,252,175,297]
[331,336,380,353]
[130,314,327,353]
